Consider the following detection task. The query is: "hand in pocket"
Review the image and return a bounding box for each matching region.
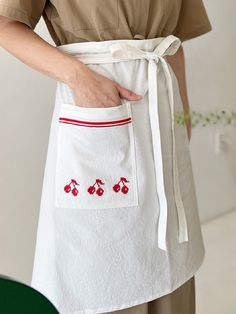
[68,61,143,108]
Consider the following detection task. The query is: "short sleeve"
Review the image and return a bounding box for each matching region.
[172,0,212,42]
[0,0,47,29]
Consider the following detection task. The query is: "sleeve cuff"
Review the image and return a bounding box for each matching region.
[176,22,212,42]
[0,4,39,29]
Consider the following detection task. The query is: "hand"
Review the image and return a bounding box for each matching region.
[68,62,143,108]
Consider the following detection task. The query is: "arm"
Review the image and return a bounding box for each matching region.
[0,16,142,107]
[166,45,192,141]
[0,16,85,87]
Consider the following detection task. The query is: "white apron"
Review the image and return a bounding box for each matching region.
[30,35,205,314]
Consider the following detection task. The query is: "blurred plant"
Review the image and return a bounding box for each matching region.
[174,110,236,127]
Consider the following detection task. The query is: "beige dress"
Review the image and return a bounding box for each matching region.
[0,0,212,45]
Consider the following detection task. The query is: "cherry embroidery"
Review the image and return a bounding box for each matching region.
[64,179,80,196]
[113,177,129,194]
[64,177,129,197]
[87,178,105,196]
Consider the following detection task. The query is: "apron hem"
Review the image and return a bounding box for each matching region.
[59,250,204,314]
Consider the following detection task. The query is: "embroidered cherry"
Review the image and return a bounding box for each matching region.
[64,179,79,196]
[113,177,129,194]
[64,184,71,193]
[88,178,104,196]
[121,185,129,194]
[96,187,104,196]
[87,186,96,195]
[72,187,78,196]
[113,184,120,193]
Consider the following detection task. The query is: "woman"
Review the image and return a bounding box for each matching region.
[0,1,212,314]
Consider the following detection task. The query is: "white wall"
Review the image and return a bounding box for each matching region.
[0,21,55,283]
[0,0,235,284]
[184,0,236,222]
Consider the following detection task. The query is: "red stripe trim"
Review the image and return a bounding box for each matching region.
[59,116,132,126]
[59,120,132,127]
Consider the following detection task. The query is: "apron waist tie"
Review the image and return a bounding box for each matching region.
[109,35,189,251]
[72,35,189,251]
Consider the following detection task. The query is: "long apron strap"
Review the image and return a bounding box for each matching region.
[74,35,189,251]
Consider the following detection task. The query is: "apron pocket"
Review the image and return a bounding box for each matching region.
[55,100,139,209]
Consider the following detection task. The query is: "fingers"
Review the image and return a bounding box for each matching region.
[115,84,143,101]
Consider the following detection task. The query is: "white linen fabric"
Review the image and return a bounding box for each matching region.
[30,35,205,314]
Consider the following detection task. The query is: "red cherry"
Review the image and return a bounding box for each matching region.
[64,184,71,193]
[72,188,78,196]
[87,186,95,194]
[121,185,129,194]
[113,184,120,192]
[96,187,104,196]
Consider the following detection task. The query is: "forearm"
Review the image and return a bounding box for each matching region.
[0,17,86,87]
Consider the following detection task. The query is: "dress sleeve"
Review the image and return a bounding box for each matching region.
[0,0,47,29]
[172,0,212,42]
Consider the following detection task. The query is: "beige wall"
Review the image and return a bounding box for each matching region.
[0,0,235,284]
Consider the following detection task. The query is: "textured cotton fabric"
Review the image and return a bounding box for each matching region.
[0,0,212,45]
[104,276,195,314]
[29,36,205,314]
